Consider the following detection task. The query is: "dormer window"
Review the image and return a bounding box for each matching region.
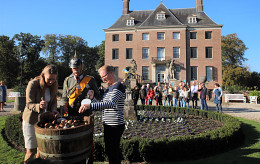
[188,16,197,24]
[157,11,166,20]
[127,17,135,26]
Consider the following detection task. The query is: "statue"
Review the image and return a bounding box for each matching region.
[123,59,137,82]
[168,59,175,79]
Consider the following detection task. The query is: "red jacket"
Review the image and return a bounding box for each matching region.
[147,90,155,100]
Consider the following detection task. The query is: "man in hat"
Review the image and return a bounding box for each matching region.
[61,57,101,116]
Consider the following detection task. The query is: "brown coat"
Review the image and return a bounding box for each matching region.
[22,79,57,125]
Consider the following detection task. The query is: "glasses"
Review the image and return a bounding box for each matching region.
[100,72,109,79]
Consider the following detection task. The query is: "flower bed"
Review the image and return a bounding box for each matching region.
[94,110,224,139]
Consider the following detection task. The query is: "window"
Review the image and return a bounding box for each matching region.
[190,32,197,39]
[142,33,149,40]
[112,34,119,41]
[157,47,165,60]
[157,73,165,83]
[142,48,149,59]
[126,48,132,59]
[206,47,212,58]
[114,67,118,78]
[206,66,213,81]
[157,11,166,20]
[188,17,197,24]
[142,66,149,80]
[173,47,180,58]
[205,31,212,39]
[190,47,197,58]
[127,19,135,26]
[191,66,198,81]
[174,66,180,80]
[173,32,180,39]
[112,49,119,59]
[157,32,165,40]
[126,34,133,41]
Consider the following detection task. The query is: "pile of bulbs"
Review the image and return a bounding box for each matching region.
[38,117,89,129]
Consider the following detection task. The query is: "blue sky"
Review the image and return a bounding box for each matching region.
[1,0,260,72]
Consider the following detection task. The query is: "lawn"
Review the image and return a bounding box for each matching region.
[0,116,259,164]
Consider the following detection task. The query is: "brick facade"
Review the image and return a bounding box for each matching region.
[104,0,222,89]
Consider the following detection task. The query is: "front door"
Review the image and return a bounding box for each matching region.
[156,65,166,83]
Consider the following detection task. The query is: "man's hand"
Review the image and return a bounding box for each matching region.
[78,104,91,113]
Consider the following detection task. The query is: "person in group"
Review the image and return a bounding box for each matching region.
[213,83,223,113]
[156,82,163,105]
[147,87,155,105]
[145,84,150,105]
[162,84,169,106]
[98,85,105,98]
[78,65,125,164]
[172,86,179,107]
[180,86,190,108]
[61,56,101,116]
[0,81,7,112]
[139,85,146,105]
[132,85,139,106]
[22,65,59,163]
[178,83,184,107]
[154,86,162,106]
[168,84,173,106]
[198,83,208,110]
[190,81,199,109]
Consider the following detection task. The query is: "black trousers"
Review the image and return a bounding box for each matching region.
[104,124,125,164]
[191,93,198,109]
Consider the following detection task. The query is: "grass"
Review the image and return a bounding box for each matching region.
[0,116,259,164]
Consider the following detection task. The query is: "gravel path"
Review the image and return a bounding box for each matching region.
[1,101,259,123]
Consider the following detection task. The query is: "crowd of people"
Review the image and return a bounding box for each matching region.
[132,81,223,112]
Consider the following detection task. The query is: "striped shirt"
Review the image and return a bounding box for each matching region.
[91,82,125,126]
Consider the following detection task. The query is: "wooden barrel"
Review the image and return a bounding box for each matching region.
[35,114,94,164]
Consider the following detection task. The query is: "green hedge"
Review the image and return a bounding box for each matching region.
[5,106,243,163]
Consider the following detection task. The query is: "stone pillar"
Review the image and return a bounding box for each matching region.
[14,96,26,111]
[124,89,137,120]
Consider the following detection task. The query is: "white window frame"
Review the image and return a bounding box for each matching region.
[142,33,149,40]
[173,47,180,58]
[157,32,165,40]
[142,66,149,80]
[188,17,197,24]
[142,47,149,59]
[206,66,213,81]
[157,47,165,60]
[174,66,180,80]
[173,32,180,39]
[127,19,134,26]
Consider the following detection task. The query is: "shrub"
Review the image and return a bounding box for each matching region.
[4,113,24,147]
[5,107,243,163]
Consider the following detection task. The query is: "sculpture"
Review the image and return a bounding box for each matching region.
[168,59,175,79]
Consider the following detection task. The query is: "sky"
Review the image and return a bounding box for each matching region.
[1,0,260,73]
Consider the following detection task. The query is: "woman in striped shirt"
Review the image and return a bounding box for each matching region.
[79,65,125,164]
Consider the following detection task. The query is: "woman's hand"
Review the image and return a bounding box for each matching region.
[78,104,91,113]
[52,110,60,118]
[40,100,47,109]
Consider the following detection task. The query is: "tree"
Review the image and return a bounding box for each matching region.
[13,33,46,86]
[221,33,248,66]
[42,34,60,64]
[0,35,19,87]
[96,41,105,70]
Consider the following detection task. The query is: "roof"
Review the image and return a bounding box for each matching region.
[105,2,221,30]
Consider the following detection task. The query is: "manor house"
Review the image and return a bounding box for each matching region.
[104,0,222,89]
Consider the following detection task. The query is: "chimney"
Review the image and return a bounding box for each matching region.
[123,0,130,15]
[196,0,203,12]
